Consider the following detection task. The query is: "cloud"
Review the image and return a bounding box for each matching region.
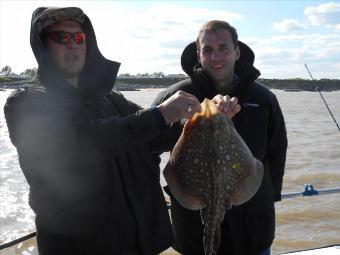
[245,32,340,79]
[305,2,340,28]
[2,1,339,79]
[158,39,189,49]
[335,24,340,32]
[273,19,306,32]
[130,4,243,42]
[97,3,243,74]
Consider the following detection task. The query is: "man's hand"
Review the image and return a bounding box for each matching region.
[157,90,201,125]
[212,94,241,119]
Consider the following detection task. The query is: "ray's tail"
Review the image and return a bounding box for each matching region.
[203,222,221,255]
[201,205,224,255]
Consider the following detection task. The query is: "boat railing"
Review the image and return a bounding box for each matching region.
[281,184,340,199]
[1,184,340,251]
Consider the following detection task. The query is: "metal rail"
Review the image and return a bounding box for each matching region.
[1,184,340,251]
[0,231,36,250]
[281,184,340,199]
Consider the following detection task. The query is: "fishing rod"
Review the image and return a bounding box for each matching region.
[2,184,340,251]
[304,64,340,132]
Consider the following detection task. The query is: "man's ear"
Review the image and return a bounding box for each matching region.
[235,45,240,61]
[197,50,201,64]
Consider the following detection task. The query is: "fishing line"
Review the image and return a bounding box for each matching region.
[304,64,340,132]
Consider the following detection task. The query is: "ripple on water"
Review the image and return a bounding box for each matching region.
[274,194,340,254]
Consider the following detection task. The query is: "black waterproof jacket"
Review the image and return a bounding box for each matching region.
[153,41,288,255]
[4,7,173,254]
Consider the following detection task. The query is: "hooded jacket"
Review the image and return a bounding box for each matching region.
[153,41,287,254]
[4,7,173,254]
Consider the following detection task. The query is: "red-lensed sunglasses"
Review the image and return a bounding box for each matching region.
[46,31,86,45]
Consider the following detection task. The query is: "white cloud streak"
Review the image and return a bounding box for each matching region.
[247,32,340,79]
[98,4,243,75]
[273,19,306,32]
[305,2,340,28]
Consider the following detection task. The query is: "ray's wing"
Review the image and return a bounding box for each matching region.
[230,158,264,205]
[164,127,210,210]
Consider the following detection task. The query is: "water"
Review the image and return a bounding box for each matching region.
[1,88,340,254]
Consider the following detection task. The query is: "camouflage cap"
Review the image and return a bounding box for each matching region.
[34,7,85,33]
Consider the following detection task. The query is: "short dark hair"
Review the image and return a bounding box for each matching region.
[196,20,238,48]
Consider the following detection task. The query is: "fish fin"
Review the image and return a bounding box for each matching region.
[163,159,206,210]
[230,158,264,206]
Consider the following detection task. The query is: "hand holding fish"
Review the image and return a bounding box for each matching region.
[212,94,241,119]
[157,90,201,124]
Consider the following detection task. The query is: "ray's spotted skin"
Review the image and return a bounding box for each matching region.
[164,98,264,255]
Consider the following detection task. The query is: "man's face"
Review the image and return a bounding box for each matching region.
[198,29,240,87]
[45,21,86,79]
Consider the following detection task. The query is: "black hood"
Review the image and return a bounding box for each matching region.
[30,7,120,99]
[181,41,254,76]
[180,41,260,97]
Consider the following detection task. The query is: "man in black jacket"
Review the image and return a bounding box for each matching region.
[153,20,288,255]
[4,7,208,255]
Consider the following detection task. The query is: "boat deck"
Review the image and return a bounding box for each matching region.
[282,245,340,254]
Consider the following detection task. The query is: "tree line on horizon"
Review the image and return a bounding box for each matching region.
[1,65,37,77]
[1,65,184,79]
[1,65,339,82]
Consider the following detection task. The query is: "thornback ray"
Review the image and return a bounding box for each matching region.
[163,98,264,255]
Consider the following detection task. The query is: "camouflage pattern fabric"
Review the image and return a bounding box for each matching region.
[34,7,85,33]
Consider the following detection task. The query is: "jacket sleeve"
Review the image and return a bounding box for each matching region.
[4,88,165,159]
[148,123,183,153]
[267,94,288,202]
[148,88,184,153]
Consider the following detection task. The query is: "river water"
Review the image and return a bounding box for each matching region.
[0,88,340,254]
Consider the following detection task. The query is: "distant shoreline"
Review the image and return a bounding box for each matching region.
[1,77,340,91]
[115,77,340,91]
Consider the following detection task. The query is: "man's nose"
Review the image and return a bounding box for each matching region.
[66,39,76,49]
[211,50,220,61]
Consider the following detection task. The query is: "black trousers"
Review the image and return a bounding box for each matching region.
[36,228,142,255]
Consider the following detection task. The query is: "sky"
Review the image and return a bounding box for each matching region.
[1,0,340,79]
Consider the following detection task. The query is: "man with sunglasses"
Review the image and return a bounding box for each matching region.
[3,7,228,255]
[42,23,86,88]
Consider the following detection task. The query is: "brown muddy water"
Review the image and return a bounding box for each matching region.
[1,88,340,254]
